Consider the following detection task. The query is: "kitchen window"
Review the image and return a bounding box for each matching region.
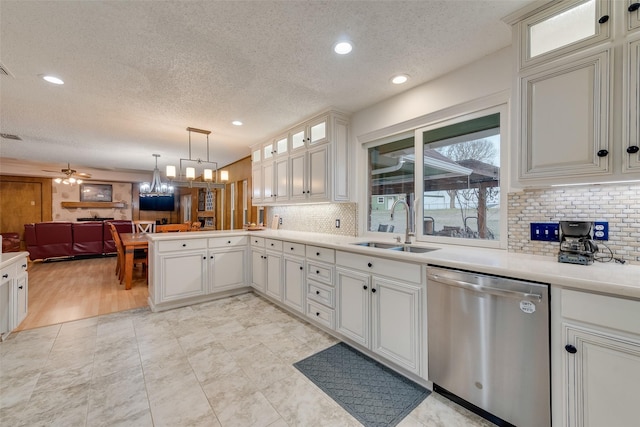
[367,104,506,248]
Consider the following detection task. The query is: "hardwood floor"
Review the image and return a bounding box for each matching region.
[16,256,149,331]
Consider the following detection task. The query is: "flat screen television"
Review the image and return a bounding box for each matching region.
[139,195,175,211]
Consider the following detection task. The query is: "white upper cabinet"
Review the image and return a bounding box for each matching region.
[508,0,640,186]
[251,110,350,205]
[624,36,640,171]
[628,0,640,31]
[519,49,611,179]
[520,0,611,70]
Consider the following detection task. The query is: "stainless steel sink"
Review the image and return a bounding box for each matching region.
[352,241,401,249]
[352,242,438,253]
[389,245,438,253]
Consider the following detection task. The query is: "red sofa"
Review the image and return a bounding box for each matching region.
[1,232,21,252]
[24,220,134,261]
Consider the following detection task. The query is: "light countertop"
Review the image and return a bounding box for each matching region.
[147,229,640,300]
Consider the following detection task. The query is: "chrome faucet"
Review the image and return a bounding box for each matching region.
[390,198,414,244]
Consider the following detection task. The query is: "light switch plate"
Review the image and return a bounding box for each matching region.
[530,223,559,241]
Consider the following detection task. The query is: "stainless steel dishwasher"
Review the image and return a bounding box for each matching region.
[426,266,550,427]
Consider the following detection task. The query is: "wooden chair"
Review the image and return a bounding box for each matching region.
[134,220,156,233]
[156,223,190,233]
[110,223,147,284]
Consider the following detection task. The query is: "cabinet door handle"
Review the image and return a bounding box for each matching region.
[203,256,207,260]
[565,344,577,354]
[598,15,609,24]
[270,243,274,246]
[300,266,303,270]
[367,262,372,268]
[316,252,320,256]
[210,256,214,259]
[182,243,187,247]
[371,288,377,293]
[316,290,320,295]
[628,2,639,12]
[316,312,320,316]
[316,270,320,274]
[290,247,294,250]
[363,285,368,290]
[627,145,640,154]
[227,240,231,244]
[597,149,609,157]
[22,264,27,269]
[18,286,23,290]
[2,274,7,279]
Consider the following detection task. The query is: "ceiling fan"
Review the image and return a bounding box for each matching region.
[43,163,92,185]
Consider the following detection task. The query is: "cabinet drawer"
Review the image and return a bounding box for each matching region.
[336,251,421,284]
[561,289,640,335]
[283,241,305,256]
[265,239,283,251]
[306,261,334,285]
[0,264,16,282]
[158,238,207,252]
[308,280,335,308]
[250,237,265,248]
[306,245,335,264]
[209,236,248,248]
[307,301,335,329]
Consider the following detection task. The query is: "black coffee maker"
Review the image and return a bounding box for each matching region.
[558,221,598,265]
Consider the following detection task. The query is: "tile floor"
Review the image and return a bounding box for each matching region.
[0,293,493,426]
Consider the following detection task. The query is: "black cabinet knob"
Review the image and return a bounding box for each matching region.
[299,266,303,270]
[18,286,23,289]
[565,344,578,354]
[270,243,274,246]
[316,270,320,274]
[227,240,231,244]
[316,290,320,295]
[291,247,294,250]
[2,274,7,279]
[371,288,377,293]
[597,149,609,157]
[627,145,640,154]
[629,3,640,12]
[182,243,187,247]
[316,252,320,256]
[598,15,609,24]
[203,256,206,260]
[363,285,368,290]
[316,312,320,316]
[22,264,27,268]
[367,262,372,268]
[210,256,214,259]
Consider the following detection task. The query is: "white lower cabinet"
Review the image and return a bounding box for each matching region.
[0,254,29,341]
[159,250,208,302]
[149,236,247,310]
[336,251,423,376]
[564,325,640,427]
[209,248,245,292]
[265,250,282,299]
[557,288,640,427]
[251,249,266,293]
[283,254,305,313]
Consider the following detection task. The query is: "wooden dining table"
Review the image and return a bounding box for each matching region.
[119,232,149,290]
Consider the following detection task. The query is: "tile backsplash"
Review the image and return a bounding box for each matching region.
[267,203,358,236]
[508,184,640,265]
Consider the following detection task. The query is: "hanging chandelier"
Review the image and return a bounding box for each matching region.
[165,127,227,189]
[140,154,174,196]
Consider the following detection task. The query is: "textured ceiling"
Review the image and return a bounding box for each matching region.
[0,0,534,181]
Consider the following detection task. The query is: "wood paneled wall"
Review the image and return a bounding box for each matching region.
[0,175,53,248]
[216,156,257,230]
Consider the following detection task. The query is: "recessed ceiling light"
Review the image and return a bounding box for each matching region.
[232,120,243,126]
[42,75,64,85]
[391,74,409,85]
[334,41,353,55]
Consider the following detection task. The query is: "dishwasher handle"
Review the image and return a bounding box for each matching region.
[427,272,543,302]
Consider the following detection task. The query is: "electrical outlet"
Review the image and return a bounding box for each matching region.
[593,221,608,240]
[335,219,340,228]
[530,223,559,241]
[279,217,283,225]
